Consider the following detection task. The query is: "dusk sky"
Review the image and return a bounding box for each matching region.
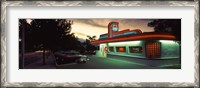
[26,19,155,41]
[71,19,154,40]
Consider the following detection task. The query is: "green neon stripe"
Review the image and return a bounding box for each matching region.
[103,57,146,66]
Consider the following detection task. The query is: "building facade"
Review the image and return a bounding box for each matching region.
[91,22,180,67]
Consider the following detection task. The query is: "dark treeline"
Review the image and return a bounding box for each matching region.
[148,19,181,41]
[19,19,96,64]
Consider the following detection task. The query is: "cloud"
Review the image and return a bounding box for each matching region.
[73,19,154,32]
[71,19,155,40]
[71,21,107,40]
[73,19,108,28]
[74,32,88,36]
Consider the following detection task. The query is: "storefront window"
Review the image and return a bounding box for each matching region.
[146,42,161,58]
[129,46,143,53]
[116,47,126,52]
[109,47,114,52]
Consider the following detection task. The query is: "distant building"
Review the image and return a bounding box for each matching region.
[91,22,180,67]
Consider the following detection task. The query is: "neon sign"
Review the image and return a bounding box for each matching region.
[104,47,108,53]
[112,24,118,32]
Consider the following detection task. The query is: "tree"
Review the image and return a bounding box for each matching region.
[19,19,96,65]
[87,35,96,41]
[84,35,97,54]
[60,33,83,51]
[29,19,73,65]
[148,19,181,41]
[19,19,31,68]
[19,19,33,51]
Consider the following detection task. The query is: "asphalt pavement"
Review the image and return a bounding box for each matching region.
[24,53,56,69]
[23,53,180,69]
[56,55,149,69]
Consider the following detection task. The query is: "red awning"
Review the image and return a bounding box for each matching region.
[91,33,177,44]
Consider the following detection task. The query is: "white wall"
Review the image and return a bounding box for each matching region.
[160,40,180,59]
[107,41,146,58]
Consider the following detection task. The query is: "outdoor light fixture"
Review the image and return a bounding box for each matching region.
[159,40,176,44]
[109,41,141,46]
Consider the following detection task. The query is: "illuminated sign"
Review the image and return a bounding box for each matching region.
[104,47,108,53]
[108,22,119,38]
[116,47,126,52]
[112,24,118,32]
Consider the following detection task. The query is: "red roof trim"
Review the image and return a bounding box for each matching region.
[91,33,176,44]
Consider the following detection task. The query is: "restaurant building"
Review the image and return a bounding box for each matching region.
[91,22,180,67]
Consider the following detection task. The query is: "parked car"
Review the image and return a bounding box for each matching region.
[54,51,88,65]
[85,50,96,55]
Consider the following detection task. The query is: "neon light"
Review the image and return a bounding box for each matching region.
[103,57,146,66]
[92,34,176,44]
[112,27,118,32]
[118,47,125,52]
[112,24,118,32]
[108,22,119,38]
[113,25,117,28]
[104,47,108,52]
[159,40,176,44]
[109,41,141,46]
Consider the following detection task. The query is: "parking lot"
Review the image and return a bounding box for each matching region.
[56,55,149,69]
[23,52,180,69]
[23,52,152,69]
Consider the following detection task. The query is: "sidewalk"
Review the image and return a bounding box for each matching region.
[24,54,56,69]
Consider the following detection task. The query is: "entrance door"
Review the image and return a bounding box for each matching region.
[145,42,161,58]
[100,45,107,57]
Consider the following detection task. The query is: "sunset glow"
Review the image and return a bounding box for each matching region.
[25,19,155,41]
[71,21,106,40]
[71,19,154,40]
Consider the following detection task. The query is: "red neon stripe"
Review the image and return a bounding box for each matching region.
[91,34,176,44]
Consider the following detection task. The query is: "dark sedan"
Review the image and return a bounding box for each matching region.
[54,51,88,65]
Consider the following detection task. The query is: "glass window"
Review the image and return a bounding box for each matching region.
[109,47,114,52]
[129,46,143,53]
[116,46,126,52]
